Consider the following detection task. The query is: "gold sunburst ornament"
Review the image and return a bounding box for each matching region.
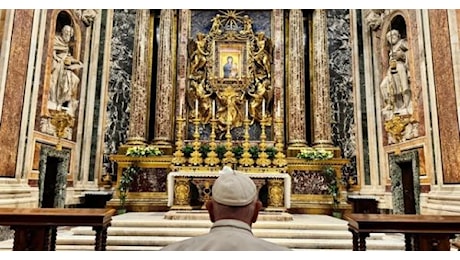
[218,10,244,30]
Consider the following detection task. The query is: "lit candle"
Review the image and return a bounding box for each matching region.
[195,99,198,118]
[262,98,265,117]
[212,100,215,119]
[179,98,182,115]
[245,100,248,119]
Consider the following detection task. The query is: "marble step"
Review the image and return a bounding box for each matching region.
[0,234,404,251]
[70,226,353,239]
[0,231,406,251]
[0,213,406,251]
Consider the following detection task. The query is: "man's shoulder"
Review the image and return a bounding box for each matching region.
[254,238,290,251]
[160,235,210,251]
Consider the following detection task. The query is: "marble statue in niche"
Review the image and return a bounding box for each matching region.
[48,24,83,117]
[379,27,418,144]
[380,29,412,119]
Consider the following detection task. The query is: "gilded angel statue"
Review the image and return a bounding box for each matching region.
[188,32,209,79]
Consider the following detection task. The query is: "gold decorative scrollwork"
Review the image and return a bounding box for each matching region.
[187,10,274,131]
[268,179,284,208]
[384,115,415,143]
[174,178,190,206]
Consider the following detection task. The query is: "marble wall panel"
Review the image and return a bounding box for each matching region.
[406,10,425,137]
[130,168,167,192]
[0,10,6,53]
[327,10,356,183]
[291,170,328,195]
[428,9,460,184]
[103,10,136,178]
[0,10,34,177]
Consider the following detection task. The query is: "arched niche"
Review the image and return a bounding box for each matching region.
[42,10,83,117]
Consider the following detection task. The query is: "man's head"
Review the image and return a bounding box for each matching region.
[206,166,261,225]
[386,29,400,45]
[61,25,74,43]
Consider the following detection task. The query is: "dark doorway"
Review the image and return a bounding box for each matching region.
[389,150,420,215]
[41,157,60,208]
[400,161,416,214]
[38,146,69,208]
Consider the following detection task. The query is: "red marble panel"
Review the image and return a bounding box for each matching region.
[406,10,425,137]
[428,9,460,184]
[0,10,34,177]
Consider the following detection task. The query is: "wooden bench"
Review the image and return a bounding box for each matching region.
[344,213,460,251]
[0,208,115,251]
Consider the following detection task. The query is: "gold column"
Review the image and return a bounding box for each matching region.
[126,9,150,145]
[312,9,334,147]
[152,10,177,151]
[286,9,308,156]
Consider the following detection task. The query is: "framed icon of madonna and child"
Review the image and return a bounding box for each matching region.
[216,42,247,79]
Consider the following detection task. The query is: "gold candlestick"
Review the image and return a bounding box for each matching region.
[172,117,186,166]
[205,118,220,166]
[222,118,237,167]
[256,115,271,167]
[188,118,203,166]
[272,117,287,168]
[239,118,254,167]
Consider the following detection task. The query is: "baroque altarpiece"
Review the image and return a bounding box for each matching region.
[108,10,350,213]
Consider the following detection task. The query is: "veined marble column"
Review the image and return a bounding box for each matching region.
[312,9,334,147]
[175,10,190,139]
[153,9,176,149]
[126,9,150,145]
[286,9,307,149]
[272,10,285,144]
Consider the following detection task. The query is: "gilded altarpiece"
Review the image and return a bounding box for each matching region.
[109,10,350,214]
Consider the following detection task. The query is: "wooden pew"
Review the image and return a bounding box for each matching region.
[0,208,115,251]
[344,213,460,251]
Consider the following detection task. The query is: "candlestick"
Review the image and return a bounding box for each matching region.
[212,100,215,119]
[262,98,265,117]
[195,99,198,118]
[245,100,249,119]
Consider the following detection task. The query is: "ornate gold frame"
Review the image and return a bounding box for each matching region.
[187,11,274,130]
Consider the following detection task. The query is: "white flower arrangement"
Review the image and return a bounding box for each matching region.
[296,147,334,161]
[126,146,163,157]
